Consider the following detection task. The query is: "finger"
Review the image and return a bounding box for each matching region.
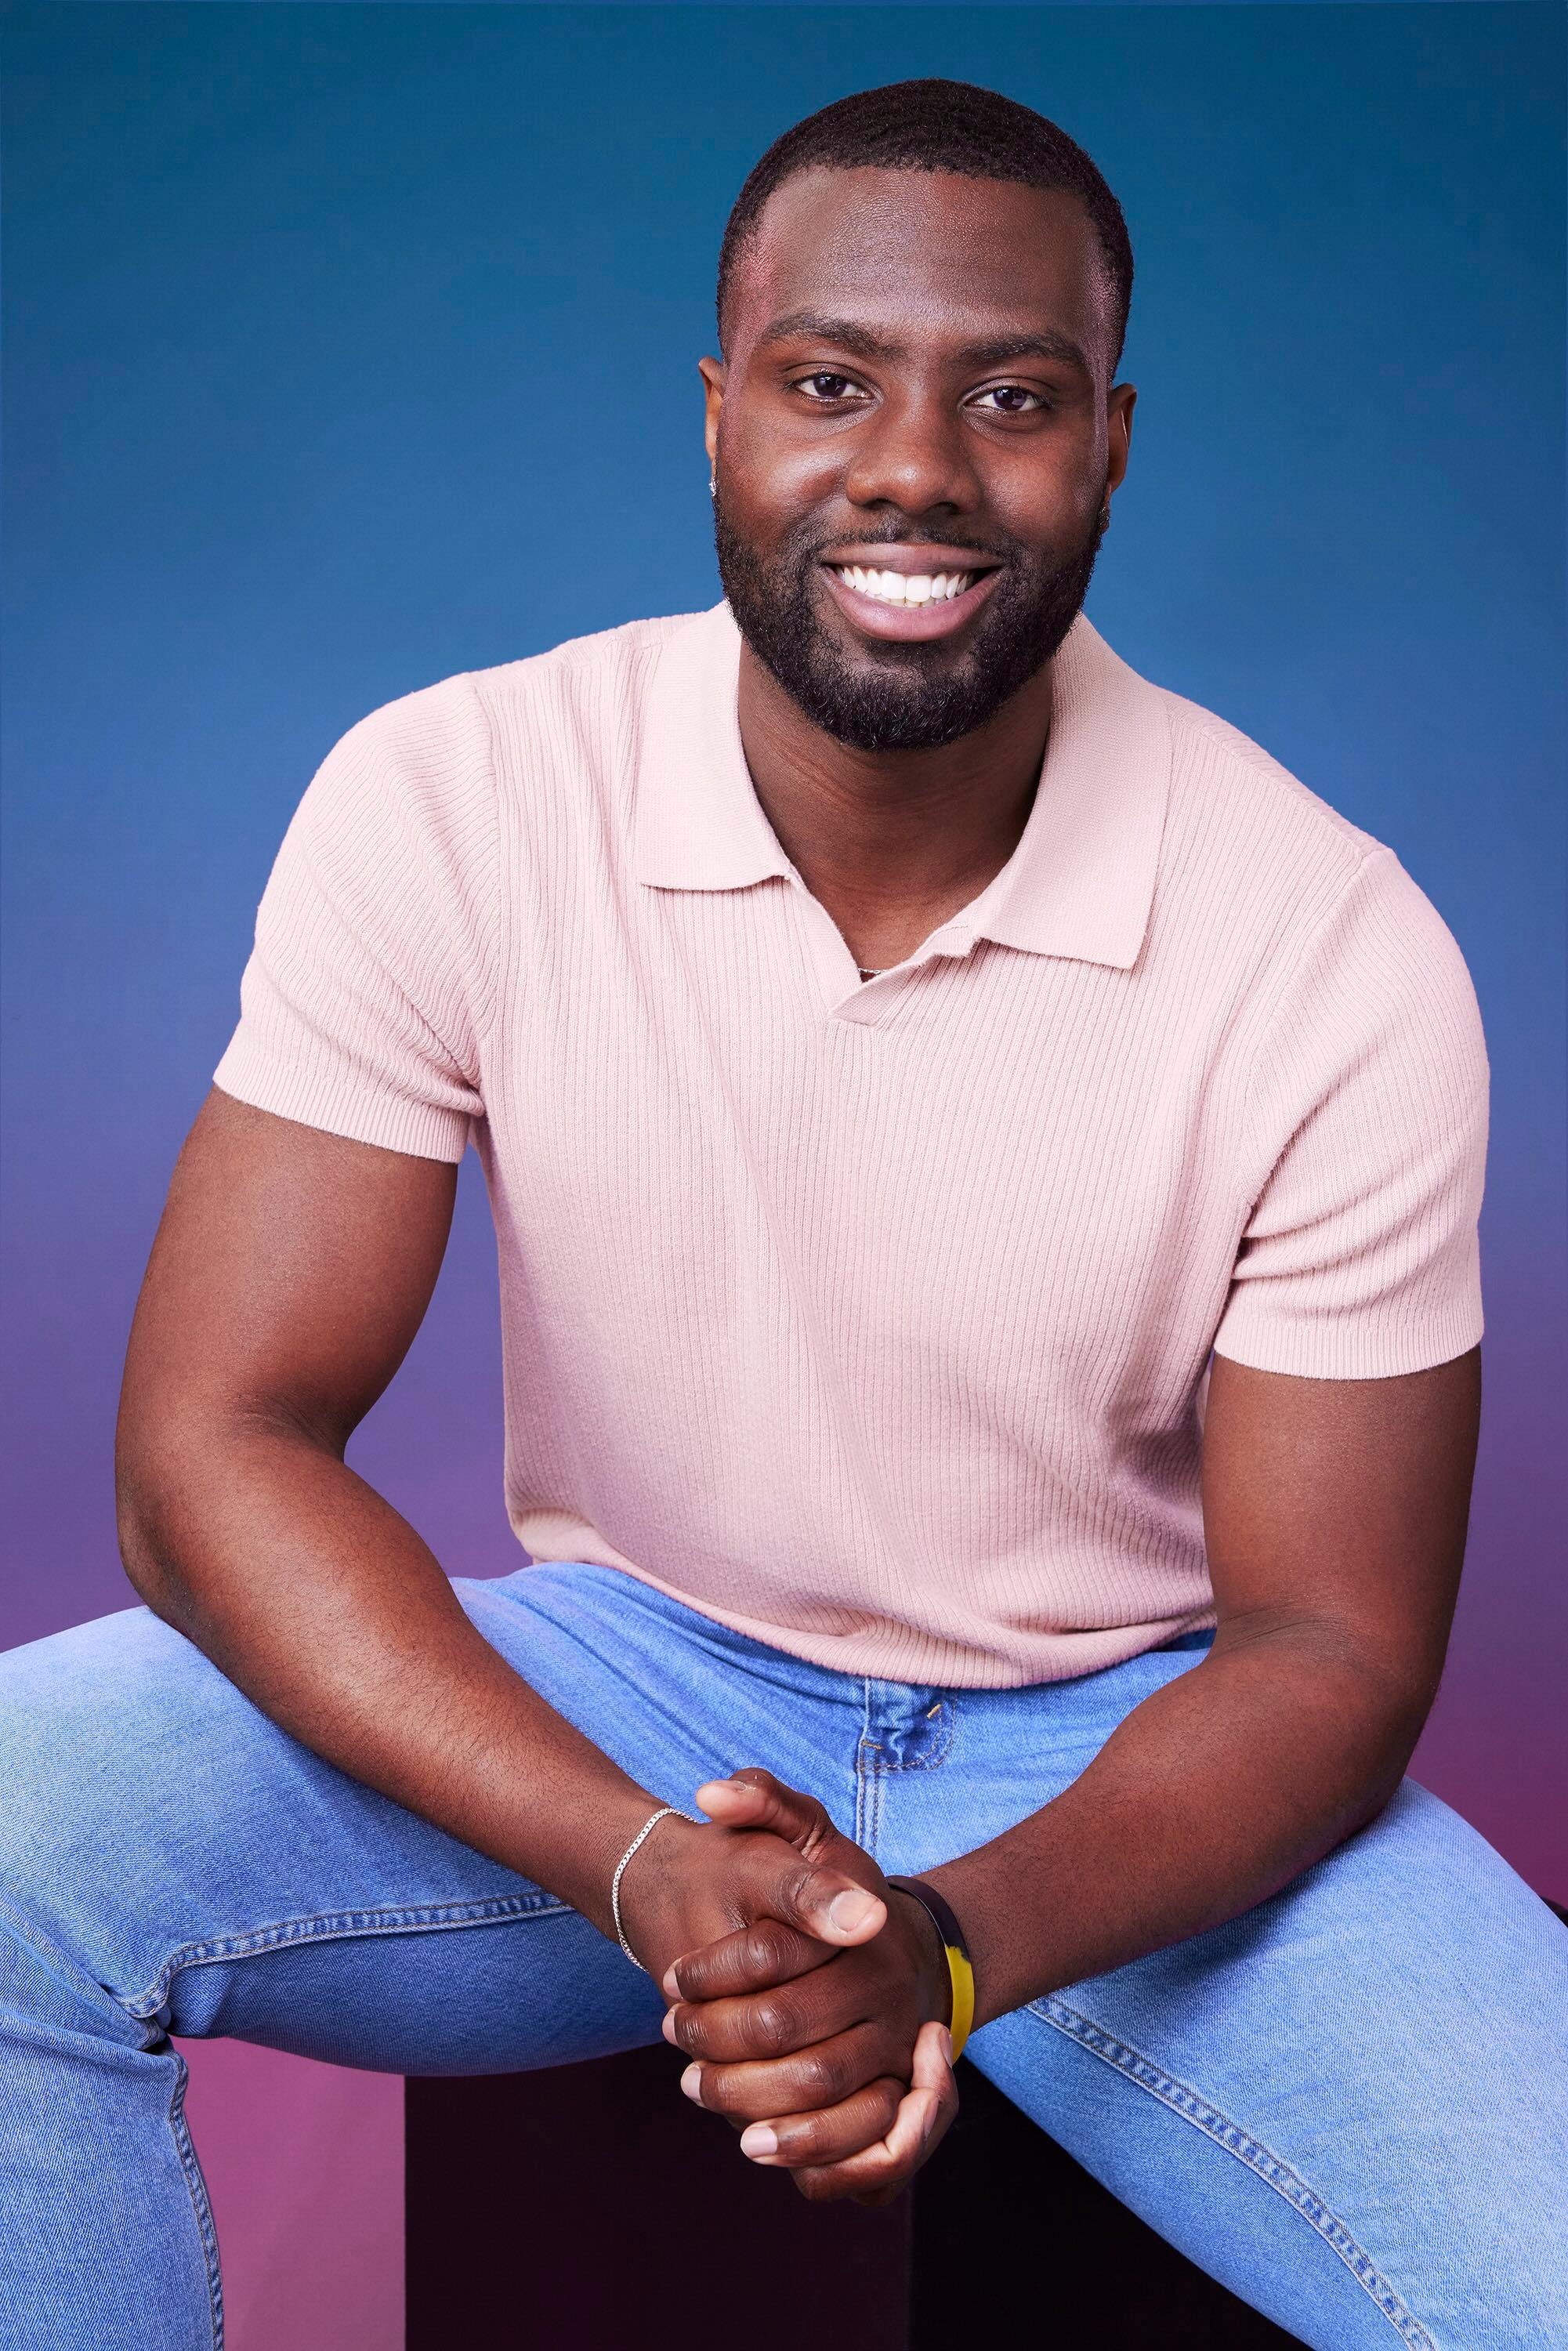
[802,2070,954,2205]
[662,1851,885,2003]
[695,1770,878,1898]
[736,1842,886,1952]
[678,2021,882,2125]
[662,1917,837,2007]
[693,1770,836,1857]
[662,1773,885,2001]
[790,2020,958,2206]
[666,1958,875,2063]
[736,2075,905,2170]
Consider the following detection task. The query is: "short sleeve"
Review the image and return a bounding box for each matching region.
[213,675,498,1162]
[1211,848,1487,1379]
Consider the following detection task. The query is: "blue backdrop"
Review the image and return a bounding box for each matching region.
[5,6,1564,1906]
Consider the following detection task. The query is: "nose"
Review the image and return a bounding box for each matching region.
[842,387,982,521]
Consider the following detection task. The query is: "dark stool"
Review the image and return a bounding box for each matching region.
[407,2045,1305,2346]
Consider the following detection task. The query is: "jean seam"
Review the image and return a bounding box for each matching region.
[121,1891,570,2021]
[861,1745,885,1862]
[1024,1995,1438,2349]
[854,1677,875,1851]
[166,2047,224,2350]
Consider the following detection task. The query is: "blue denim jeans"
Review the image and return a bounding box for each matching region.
[2,1559,1564,2349]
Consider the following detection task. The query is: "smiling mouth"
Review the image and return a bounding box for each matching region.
[817,553,1004,643]
[826,564,985,607]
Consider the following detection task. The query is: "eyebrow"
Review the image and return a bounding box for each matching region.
[753,310,1092,376]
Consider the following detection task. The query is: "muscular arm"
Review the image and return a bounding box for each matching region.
[116,1089,872,1960]
[115,1089,666,1933]
[929,1346,1480,2023]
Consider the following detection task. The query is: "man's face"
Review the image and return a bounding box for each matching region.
[704,167,1134,752]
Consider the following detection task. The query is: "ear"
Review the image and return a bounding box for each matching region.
[697,355,726,473]
[1106,381,1136,498]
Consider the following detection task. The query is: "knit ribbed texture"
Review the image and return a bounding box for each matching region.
[214,604,1488,1688]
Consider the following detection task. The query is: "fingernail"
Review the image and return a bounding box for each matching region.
[940,2026,954,2066]
[827,1888,878,1933]
[661,2010,678,2045]
[740,2124,778,2159]
[661,1964,679,1998]
[679,2063,703,2103]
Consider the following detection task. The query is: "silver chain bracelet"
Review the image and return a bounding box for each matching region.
[610,1804,699,1970]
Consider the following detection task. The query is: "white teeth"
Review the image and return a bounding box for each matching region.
[835,567,976,607]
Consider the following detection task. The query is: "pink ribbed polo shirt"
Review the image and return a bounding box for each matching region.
[214,602,1487,1687]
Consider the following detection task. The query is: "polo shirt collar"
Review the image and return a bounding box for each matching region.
[633,603,792,891]
[633,600,1171,972]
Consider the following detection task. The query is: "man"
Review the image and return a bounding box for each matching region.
[2,76,1563,2351]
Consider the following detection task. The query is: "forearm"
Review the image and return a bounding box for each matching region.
[927,1622,1429,2027]
[118,1419,661,1934]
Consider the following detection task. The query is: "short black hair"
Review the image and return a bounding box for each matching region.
[717,78,1134,371]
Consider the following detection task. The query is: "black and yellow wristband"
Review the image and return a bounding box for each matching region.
[885,1875,976,2064]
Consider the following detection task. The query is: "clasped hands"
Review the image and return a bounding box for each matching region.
[617,1768,961,2206]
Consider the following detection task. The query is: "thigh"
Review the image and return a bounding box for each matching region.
[965,1783,1568,2350]
[0,1564,860,2074]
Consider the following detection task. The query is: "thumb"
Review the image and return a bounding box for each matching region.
[766,1855,886,1947]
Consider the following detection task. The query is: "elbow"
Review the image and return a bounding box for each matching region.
[1345,1752,1413,1838]
[114,1386,331,1636]
[1350,1651,1445,1788]
[1214,1611,1441,1829]
[115,1468,187,1625]
[1324,1658,1440,1831]
[114,1407,210,1630]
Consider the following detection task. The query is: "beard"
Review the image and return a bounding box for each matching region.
[714,499,1106,753]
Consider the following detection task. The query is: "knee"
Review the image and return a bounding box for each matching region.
[0,1907,148,2052]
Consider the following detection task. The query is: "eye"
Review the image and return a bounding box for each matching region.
[969,384,1051,415]
[792,371,865,403]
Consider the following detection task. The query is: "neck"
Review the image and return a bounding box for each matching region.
[735,647,1054,973]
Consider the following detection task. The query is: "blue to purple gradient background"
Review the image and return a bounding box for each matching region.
[5,0,1564,1842]
[8,0,1562,1871]
[5,13,1561,2332]
[2,8,1563,2339]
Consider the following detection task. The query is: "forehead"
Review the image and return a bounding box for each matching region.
[727,165,1114,372]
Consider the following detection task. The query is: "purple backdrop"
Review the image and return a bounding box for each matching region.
[4,8,1563,2346]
